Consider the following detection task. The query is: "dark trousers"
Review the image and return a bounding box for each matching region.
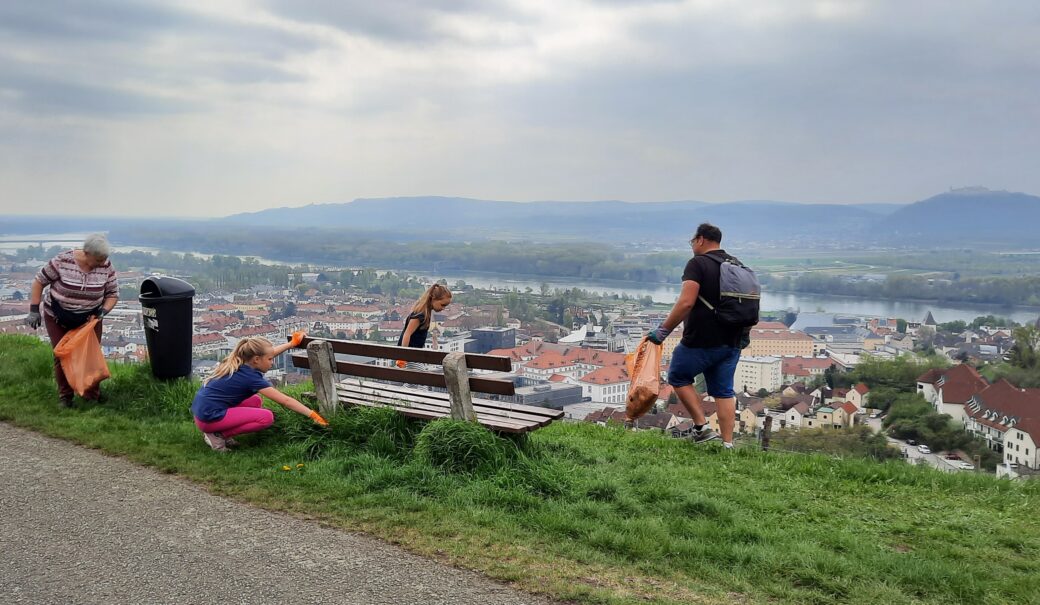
[44,311,103,400]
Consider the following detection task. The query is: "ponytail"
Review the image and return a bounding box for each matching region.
[205,337,272,385]
[411,284,452,329]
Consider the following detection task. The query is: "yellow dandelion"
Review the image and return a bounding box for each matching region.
[282,465,291,471]
[296,463,305,468]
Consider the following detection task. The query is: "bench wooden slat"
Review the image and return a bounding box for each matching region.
[336,380,554,427]
[336,395,530,433]
[291,353,515,396]
[337,378,562,423]
[337,394,533,432]
[295,336,512,372]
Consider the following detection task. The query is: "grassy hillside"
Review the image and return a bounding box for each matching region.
[2,334,1038,605]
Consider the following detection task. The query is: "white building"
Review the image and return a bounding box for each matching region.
[1004,421,1040,470]
[734,356,782,394]
[576,366,630,405]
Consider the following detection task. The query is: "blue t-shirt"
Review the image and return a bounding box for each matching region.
[191,365,272,422]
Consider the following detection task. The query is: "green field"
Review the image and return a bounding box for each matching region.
[3,334,1039,605]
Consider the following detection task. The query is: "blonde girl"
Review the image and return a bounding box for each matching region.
[398,284,452,350]
[190,334,327,451]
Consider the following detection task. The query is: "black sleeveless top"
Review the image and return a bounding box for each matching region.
[397,311,429,348]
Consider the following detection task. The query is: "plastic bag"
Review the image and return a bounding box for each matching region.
[53,317,111,397]
[625,337,662,421]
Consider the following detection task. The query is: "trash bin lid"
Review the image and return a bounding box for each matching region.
[139,275,195,301]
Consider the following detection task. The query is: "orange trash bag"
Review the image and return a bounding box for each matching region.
[53,317,111,397]
[625,337,662,421]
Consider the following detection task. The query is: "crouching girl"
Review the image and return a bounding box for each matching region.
[191,335,327,451]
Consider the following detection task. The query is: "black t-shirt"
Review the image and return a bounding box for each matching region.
[680,249,744,348]
[398,311,429,348]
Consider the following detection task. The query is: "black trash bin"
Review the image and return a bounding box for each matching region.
[139,276,195,380]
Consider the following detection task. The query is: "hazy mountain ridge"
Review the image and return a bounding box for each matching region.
[220,196,885,242]
[4,189,1037,249]
[882,188,1040,245]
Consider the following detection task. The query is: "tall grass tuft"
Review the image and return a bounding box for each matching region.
[414,418,520,475]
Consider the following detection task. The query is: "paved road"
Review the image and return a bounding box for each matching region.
[865,416,977,473]
[0,423,554,605]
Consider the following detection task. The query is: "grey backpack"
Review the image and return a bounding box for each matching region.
[698,252,761,329]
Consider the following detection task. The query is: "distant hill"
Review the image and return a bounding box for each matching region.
[221,196,887,243]
[879,187,1040,245]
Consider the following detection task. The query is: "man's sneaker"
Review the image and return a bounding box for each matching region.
[692,427,720,443]
[203,432,227,451]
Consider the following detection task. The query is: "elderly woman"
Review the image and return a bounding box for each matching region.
[26,234,119,407]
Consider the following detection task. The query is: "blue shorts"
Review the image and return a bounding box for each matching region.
[667,343,741,399]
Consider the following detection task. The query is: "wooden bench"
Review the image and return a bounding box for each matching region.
[289,336,564,433]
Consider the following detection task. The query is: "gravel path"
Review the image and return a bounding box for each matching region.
[0,422,555,605]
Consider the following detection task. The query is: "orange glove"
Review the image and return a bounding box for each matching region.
[290,331,306,347]
[308,410,328,426]
[395,359,407,369]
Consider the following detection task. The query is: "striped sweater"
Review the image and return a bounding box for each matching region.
[35,250,118,317]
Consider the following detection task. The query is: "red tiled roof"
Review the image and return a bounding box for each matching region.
[916,367,943,384]
[970,379,1040,419]
[750,329,813,341]
[665,401,692,419]
[228,324,278,338]
[781,357,833,374]
[524,351,576,371]
[585,407,626,423]
[854,383,870,394]
[755,321,789,329]
[744,401,766,414]
[192,333,225,345]
[939,364,988,404]
[579,366,629,385]
[548,374,568,382]
[636,413,674,429]
[562,347,627,367]
[838,402,858,414]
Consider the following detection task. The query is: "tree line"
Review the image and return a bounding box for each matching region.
[765,272,1040,307]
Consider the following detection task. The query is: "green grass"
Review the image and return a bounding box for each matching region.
[3,335,1039,605]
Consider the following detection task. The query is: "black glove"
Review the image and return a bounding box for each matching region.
[94,306,109,319]
[646,324,672,345]
[26,304,41,330]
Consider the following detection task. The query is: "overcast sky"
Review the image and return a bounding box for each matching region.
[1,0,1038,217]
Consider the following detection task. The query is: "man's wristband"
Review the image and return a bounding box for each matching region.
[30,304,39,313]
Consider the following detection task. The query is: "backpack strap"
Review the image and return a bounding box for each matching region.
[694,251,726,311]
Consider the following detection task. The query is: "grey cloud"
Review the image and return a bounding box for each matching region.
[0,1,324,60]
[260,0,519,43]
[0,0,201,41]
[0,0,323,119]
[0,69,201,117]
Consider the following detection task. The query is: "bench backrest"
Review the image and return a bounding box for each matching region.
[289,336,516,396]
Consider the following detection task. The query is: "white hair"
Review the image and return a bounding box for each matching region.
[83,233,111,260]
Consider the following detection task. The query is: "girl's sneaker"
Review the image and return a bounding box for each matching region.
[224,437,239,448]
[203,432,227,451]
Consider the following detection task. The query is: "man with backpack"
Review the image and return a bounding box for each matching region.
[647,223,760,449]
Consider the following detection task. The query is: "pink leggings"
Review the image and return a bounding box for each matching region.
[194,395,274,438]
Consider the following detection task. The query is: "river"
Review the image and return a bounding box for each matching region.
[3,233,1037,325]
[415,271,1039,325]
